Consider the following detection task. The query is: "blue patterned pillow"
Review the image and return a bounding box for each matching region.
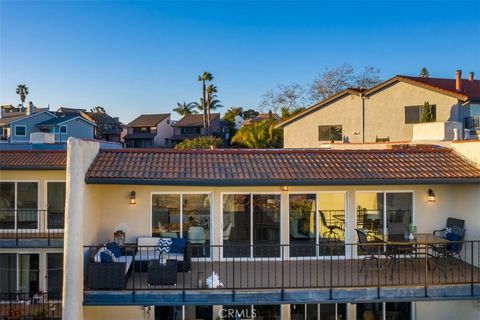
[106,241,122,258]
[100,251,113,263]
[158,238,172,253]
[170,237,187,254]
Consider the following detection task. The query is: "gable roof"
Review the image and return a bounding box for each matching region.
[85,147,480,185]
[275,89,364,129]
[36,115,96,127]
[127,114,170,127]
[0,150,66,170]
[0,110,53,126]
[364,75,480,101]
[174,113,220,127]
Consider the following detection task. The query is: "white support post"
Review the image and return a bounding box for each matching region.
[62,138,100,320]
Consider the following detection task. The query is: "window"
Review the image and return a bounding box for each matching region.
[54,125,67,133]
[0,182,38,230]
[181,127,201,135]
[47,182,66,229]
[318,125,342,142]
[405,105,436,124]
[151,193,211,257]
[14,126,26,136]
[291,303,347,320]
[0,253,40,297]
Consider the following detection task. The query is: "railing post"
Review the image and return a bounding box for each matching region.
[281,244,285,301]
[424,242,428,298]
[471,241,474,297]
[232,255,235,302]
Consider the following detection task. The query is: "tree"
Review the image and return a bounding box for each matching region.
[421,101,434,122]
[309,64,382,101]
[242,109,259,120]
[206,84,224,127]
[419,67,430,78]
[173,102,198,116]
[259,83,308,116]
[197,72,214,129]
[223,107,243,123]
[231,118,282,148]
[16,84,29,110]
[175,135,223,149]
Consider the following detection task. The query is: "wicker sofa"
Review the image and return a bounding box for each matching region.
[134,237,191,272]
[87,245,133,290]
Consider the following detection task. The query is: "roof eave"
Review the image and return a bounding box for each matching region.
[0,166,66,170]
[84,178,480,186]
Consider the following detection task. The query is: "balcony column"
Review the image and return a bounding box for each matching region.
[62,138,100,320]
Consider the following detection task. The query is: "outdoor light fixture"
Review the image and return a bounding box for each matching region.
[281,186,289,191]
[129,191,136,205]
[427,189,436,202]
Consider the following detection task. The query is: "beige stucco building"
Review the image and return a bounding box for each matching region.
[277,71,480,148]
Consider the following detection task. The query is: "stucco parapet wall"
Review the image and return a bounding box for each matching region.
[412,121,462,142]
[452,140,480,165]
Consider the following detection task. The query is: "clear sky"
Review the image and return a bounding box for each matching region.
[1,1,479,123]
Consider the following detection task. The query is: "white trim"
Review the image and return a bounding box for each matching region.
[6,111,55,126]
[52,116,96,127]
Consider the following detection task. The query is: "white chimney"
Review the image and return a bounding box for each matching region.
[469,72,474,81]
[0,108,5,119]
[26,101,34,115]
[455,70,462,92]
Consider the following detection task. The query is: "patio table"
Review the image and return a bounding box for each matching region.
[372,233,451,279]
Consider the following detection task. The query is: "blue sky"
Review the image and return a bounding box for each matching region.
[1,1,479,123]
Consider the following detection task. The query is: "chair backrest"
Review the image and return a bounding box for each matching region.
[388,223,406,235]
[446,217,465,229]
[319,210,328,226]
[188,226,205,241]
[223,223,232,240]
[355,228,369,252]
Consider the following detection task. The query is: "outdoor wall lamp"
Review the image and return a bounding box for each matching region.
[281,186,289,191]
[427,189,436,202]
[129,191,136,205]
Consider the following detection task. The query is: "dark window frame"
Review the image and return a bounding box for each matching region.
[14,125,27,136]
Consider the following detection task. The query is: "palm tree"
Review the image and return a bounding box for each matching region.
[16,84,29,110]
[173,102,198,116]
[231,119,282,148]
[197,72,213,129]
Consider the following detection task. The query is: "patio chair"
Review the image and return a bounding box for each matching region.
[387,223,416,271]
[432,217,465,237]
[188,226,206,255]
[320,210,343,240]
[356,228,387,273]
[431,226,466,275]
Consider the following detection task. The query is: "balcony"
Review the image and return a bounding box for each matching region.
[0,292,62,319]
[465,116,480,129]
[83,242,480,306]
[0,210,64,247]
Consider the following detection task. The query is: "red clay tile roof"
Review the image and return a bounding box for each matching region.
[85,148,480,185]
[0,150,66,170]
[400,76,480,100]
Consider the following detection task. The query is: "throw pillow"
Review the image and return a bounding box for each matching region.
[446,227,463,252]
[443,227,452,239]
[100,251,113,263]
[106,241,122,258]
[158,238,172,253]
[170,237,187,254]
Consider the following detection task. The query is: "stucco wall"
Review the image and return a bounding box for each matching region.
[54,119,94,143]
[452,141,480,165]
[364,81,460,143]
[86,184,472,252]
[154,116,174,146]
[416,300,480,320]
[83,306,146,320]
[283,94,363,148]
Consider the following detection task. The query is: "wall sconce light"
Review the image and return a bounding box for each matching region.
[427,189,436,202]
[129,191,136,205]
[281,186,289,191]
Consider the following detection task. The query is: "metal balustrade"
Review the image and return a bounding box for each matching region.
[0,292,62,320]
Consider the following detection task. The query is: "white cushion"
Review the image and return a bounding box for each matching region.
[117,255,133,274]
[135,249,161,261]
[137,237,161,246]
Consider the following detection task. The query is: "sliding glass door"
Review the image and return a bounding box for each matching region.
[222,193,281,258]
[151,193,212,257]
[356,191,413,238]
[46,182,66,230]
[289,192,346,257]
[0,182,38,230]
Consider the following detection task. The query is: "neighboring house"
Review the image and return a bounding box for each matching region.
[242,111,280,126]
[57,107,123,142]
[0,103,95,144]
[124,113,173,148]
[0,150,66,319]
[171,113,228,146]
[276,70,480,148]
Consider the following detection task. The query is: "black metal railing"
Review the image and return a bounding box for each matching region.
[0,292,62,320]
[83,241,480,293]
[465,116,480,129]
[0,210,64,244]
